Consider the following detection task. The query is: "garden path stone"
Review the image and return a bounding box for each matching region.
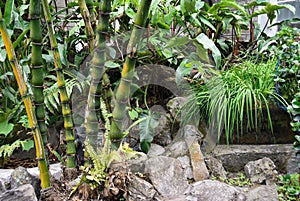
[244,157,278,185]
[145,156,189,197]
[0,184,37,201]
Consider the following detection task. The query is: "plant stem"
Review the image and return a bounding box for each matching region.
[0,10,50,188]
[30,0,48,145]
[109,0,152,149]
[41,0,76,168]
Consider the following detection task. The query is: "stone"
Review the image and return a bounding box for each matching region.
[128,174,157,201]
[164,140,189,158]
[0,184,37,201]
[189,180,246,201]
[189,141,209,181]
[177,156,193,180]
[213,144,295,172]
[246,185,279,201]
[205,156,227,179]
[147,144,165,158]
[127,153,148,173]
[10,167,40,198]
[27,163,63,181]
[0,169,13,193]
[244,157,278,185]
[175,125,204,147]
[166,97,187,123]
[286,151,300,174]
[152,113,172,146]
[145,156,189,197]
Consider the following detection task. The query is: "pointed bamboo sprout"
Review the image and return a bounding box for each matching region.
[0,10,50,188]
[85,0,112,149]
[109,0,152,149]
[30,0,48,145]
[41,0,76,168]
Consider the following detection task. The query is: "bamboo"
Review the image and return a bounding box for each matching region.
[0,10,50,188]
[41,0,76,168]
[29,0,48,145]
[85,0,96,31]
[85,0,111,149]
[109,0,152,149]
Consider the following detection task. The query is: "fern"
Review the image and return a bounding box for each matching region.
[0,139,34,159]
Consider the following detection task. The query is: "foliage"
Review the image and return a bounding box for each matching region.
[213,173,253,187]
[0,139,34,161]
[190,59,286,143]
[277,174,300,201]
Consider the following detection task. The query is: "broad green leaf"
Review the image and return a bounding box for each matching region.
[128,109,139,120]
[0,119,14,136]
[21,140,34,151]
[105,61,120,68]
[195,33,221,67]
[0,49,7,62]
[199,16,216,32]
[208,0,247,16]
[165,36,190,48]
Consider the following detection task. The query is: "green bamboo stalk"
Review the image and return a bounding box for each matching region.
[109,0,152,149]
[85,0,96,31]
[29,0,48,145]
[0,10,50,188]
[85,0,112,149]
[41,0,76,168]
[78,0,95,51]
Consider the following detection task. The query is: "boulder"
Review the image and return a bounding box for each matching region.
[213,144,295,172]
[164,140,189,158]
[246,185,279,201]
[152,113,172,146]
[128,174,157,201]
[189,141,209,181]
[27,163,63,181]
[174,125,204,147]
[244,157,278,185]
[189,180,246,201]
[0,169,13,193]
[166,97,187,124]
[127,153,148,174]
[147,144,165,158]
[145,156,189,197]
[0,184,37,201]
[177,156,193,180]
[205,156,227,179]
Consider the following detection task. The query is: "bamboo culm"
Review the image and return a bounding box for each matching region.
[109,0,152,149]
[29,0,48,145]
[41,0,76,168]
[0,10,50,188]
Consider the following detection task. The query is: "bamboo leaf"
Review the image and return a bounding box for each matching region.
[4,0,14,26]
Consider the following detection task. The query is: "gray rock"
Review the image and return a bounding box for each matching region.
[213,144,295,172]
[145,156,189,197]
[166,97,187,124]
[0,169,13,192]
[147,144,165,158]
[286,151,300,174]
[189,141,209,181]
[152,113,172,146]
[127,153,148,173]
[177,156,193,180]
[164,140,189,158]
[10,167,40,197]
[0,184,37,201]
[205,156,227,179]
[189,180,246,201]
[175,125,204,147]
[128,174,156,201]
[246,185,279,201]
[244,157,278,185]
[27,163,63,181]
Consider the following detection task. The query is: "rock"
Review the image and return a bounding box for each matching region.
[213,144,295,172]
[127,153,148,173]
[244,157,278,185]
[147,144,165,158]
[164,140,189,158]
[286,151,300,174]
[177,156,193,180]
[128,174,157,201]
[205,156,227,179]
[152,113,172,146]
[145,156,189,197]
[189,141,209,181]
[189,180,245,201]
[10,167,40,198]
[0,169,13,193]
[246,185,278,201]
[0,184,37,201]
[166,97,187,124]
[175,125,204,147]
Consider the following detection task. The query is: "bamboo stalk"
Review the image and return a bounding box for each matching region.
[30,0,48,145]
[0,10,50,188]
[85,0,96,31]
[41,0,76,168]
[85,0,112,149]
[109,0,152,149]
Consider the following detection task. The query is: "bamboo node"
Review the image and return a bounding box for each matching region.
[29,15,41,20]
[36,157,46,161]
[31,84,44,89]
[30,64,43,69]
[133,23,145,29]
[31,41,43,46]
[99,11,110,16]
[121,78,132,83]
